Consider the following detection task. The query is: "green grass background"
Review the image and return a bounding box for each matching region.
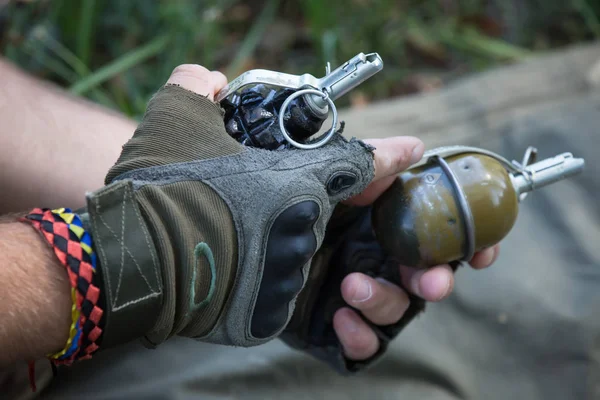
[1,0,599,120]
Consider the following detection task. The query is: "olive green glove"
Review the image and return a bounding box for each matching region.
[81,84,376,351]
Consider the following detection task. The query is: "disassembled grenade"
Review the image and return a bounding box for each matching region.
[216,52,384,150]
[371,146,586,269]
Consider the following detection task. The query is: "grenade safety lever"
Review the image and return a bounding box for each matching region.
[371,146,586,269]
[216,52,383,106]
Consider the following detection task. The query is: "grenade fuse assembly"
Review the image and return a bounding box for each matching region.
[216,52,383,150]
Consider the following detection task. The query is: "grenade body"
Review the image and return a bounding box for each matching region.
[372,153,519,268]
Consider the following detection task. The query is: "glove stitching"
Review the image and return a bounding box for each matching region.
[89,183,161,310]
[126,184,162,292]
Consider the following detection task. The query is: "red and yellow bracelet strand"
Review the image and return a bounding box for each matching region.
[21,207,105,390]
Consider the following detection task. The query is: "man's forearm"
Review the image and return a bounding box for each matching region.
[0,58,137,213]
[0,216,71,367]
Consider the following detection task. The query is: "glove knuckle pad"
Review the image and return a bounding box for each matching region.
[326,171,358,196]
[251,200,320,339]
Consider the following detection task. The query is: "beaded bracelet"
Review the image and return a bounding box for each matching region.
[21,208,105,365]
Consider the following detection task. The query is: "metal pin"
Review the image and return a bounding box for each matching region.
[513,146,538,201]
[312,52,383,105]
[302,52,384,117]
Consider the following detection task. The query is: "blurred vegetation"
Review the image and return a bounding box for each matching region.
[1,0,599,119]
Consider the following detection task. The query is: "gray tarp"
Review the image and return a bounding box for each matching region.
[29,42,600,399]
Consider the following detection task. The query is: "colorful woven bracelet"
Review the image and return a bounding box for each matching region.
[21,207,105,366]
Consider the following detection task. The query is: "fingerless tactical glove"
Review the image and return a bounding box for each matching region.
[80,84,376,353]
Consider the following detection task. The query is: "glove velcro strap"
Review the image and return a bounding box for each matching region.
[85,180,163,348]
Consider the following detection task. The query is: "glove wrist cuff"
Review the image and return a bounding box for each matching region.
[84,179,164,349]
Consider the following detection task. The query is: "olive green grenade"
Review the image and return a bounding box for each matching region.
[372,146,585,269]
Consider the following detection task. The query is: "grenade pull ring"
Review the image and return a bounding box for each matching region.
[428,154,477,262]
[278,88,339,150]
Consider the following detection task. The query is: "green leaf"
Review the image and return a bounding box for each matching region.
[437,23,532,61]
[574,0,600,38]
[76,0,97,66]
[69,34,170,95]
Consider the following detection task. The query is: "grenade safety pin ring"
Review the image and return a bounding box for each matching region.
[429,155,476,262]
[278,88,339,150]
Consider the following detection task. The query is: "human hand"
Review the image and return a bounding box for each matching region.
[337,148,500,360]
[281,133,499,373]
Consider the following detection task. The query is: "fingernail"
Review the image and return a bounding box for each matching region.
[409,269,426,297]
[411,142,425,164]
[352,279,372,303]
[436,275,452,301]
[489,246,498,264]
[481,246,497,267]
